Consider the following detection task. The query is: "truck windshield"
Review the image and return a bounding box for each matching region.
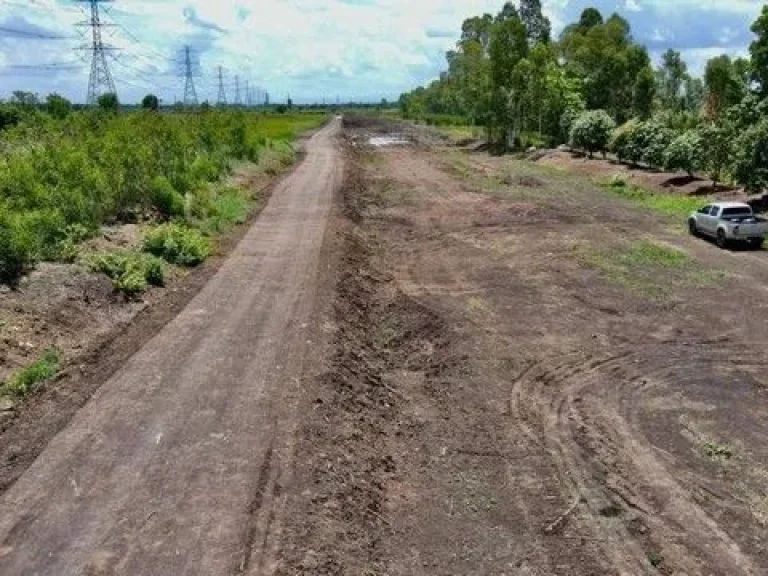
[721,207,753,218]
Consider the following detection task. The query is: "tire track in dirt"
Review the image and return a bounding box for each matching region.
[508,343,763,574]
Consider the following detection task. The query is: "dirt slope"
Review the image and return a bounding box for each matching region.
[0,120,341,575]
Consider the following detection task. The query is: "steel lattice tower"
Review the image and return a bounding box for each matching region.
[76,0,117,105]
[234,75,242,107]
[183,46,198,107]
[216,66,227,106]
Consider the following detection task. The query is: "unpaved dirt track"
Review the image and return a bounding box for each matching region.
[0,119,341,575]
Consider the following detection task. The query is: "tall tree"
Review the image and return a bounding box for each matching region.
[704,55,745,118]
[633,66,656,119]
[658,49,688,111]
[520,0,551,45]
[496,2,519,23]
[684,77,705,113]
[489,9,528,146]
[750,5,768,96]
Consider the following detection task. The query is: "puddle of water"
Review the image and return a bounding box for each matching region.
[369,134,409,147]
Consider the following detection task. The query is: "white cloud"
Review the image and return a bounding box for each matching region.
[0,0,764,103]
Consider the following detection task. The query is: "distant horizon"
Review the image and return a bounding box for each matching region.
[0,0,763,104]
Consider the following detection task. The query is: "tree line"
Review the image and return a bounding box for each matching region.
[400,1,768,193]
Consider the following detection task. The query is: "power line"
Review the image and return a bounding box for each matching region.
[0,26,73,40]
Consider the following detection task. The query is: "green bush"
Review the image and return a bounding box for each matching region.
[2,348,59,397]
[149,176,185,219]
[569,110,616,158]
[629,121,675,169]
[664,132,703,177]
[143,223,210,266]
[609,119,640,163]
[0,213,36,286]
[732,119,768,193]
[89,251,165,295]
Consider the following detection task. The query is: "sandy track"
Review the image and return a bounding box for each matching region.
[0,120,341,575]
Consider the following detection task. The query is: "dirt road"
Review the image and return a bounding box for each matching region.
[0,119,341,575]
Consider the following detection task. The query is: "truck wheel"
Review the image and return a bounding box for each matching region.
[750,238,764,249]
[716,229,728,249]
[688,219,698,236]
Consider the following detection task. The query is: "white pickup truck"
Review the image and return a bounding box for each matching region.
[688,202,768,249]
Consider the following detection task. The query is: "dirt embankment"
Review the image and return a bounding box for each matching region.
[277,117,768,575]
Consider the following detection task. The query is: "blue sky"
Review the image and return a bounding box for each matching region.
[0,0,764,104]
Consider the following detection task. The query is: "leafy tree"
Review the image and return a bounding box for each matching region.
[0,104,22,131]
[698,122,733,187]
[633,66,656,119]
[750,5,768,96]
[520,0,551,44]
[559,12,650,122]
[664,131,703,177]
[732,119,768,193]
[684,77,705,113]
[569,109,615,157]
[579,8,604,29]
[704,55,744,118]
[489,10,528,146]
[97,92,119,113]
[10,91,39,113]
[496,2,519,23]
[657,49,688,111]
[46,93,72,119]
[610,119,640,163]
[142,94,159,111]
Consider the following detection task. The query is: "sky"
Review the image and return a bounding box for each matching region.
[0,0,764,105]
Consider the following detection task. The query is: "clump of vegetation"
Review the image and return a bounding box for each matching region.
[2,348,59,397]
[664,131,704,177]
[88,251,165,296]
[142,223,210,267]
[701,440,734,462]
[0,106,325,287]
[569,110,616,158]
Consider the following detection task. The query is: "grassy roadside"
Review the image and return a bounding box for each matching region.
[0,113,327,404]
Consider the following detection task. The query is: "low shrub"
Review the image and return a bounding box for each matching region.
[2,348,59,397]
[569,110,616,158]
[89,250,165,296]
[142,223,210,266]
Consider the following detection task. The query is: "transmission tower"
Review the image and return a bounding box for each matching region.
[183,45,198,107]
[76,0,117,105]
[245,80,251,107]
[234,75,242,107]
[216,65,227,106]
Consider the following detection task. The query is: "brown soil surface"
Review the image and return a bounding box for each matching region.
[275,118,768,575]
[535,149,745,200]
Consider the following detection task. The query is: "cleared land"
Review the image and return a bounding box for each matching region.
[2,116,768,575]
[275,117,768,575]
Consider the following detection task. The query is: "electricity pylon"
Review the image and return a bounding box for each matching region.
[216,65,227,106]
[183,45,198,107]
[234,75,242,107]
[75,0,117,105]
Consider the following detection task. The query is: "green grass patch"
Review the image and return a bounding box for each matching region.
[602,178,706,219]
[142,223,210,267]
[701,440,735,462]
[88,250,165,296]
[583,240,722,298]
[2,348,59,397]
